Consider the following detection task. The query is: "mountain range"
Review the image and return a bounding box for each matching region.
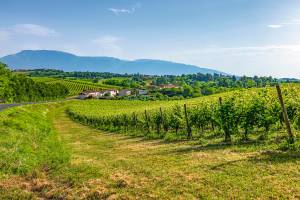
[0,50,226,75]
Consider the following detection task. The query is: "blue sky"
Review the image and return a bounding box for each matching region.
[1,0,300,77]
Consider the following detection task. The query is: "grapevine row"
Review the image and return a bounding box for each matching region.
[66,85,300,143]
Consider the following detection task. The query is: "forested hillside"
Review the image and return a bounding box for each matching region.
[0,62,69,103]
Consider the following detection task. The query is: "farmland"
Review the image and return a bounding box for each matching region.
[0,92,299,199]
[31,77,120,96]
[65,84,300,144]
[1,69,300,198]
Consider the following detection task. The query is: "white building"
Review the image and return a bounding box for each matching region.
[119,89,131,97]
[137,89,148,95]
[102,90,118,97]
[79,91,102,99]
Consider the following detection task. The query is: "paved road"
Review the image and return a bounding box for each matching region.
[0,98,77,112]
[0,103,23,111]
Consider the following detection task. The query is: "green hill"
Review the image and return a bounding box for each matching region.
[31,77,120,96]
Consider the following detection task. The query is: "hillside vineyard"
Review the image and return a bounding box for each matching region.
[66,84,300,143]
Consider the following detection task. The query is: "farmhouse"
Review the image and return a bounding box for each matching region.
[159,84,178,89]
[119,89,131,97]
[137,89,148,95]
[102,90,118,97]
[79,91,102,99]
[79,89,119,99]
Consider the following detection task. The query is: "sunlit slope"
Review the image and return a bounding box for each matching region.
[67,83,300,117]
[31,77,120,96]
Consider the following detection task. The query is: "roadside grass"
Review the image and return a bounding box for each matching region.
[0,104,103,199]
[0,104,70,175]
[0,103,69,198]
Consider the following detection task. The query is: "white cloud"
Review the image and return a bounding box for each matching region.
[267,19,300,29]
[268,24,284,29]
[109,8,133,15]
[108,3,141,15]
[12,24,57,37]
[212,45,300,53]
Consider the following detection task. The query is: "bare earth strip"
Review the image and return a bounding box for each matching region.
[52,107,300,199]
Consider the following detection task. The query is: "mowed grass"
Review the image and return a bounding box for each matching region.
[53,106,300,199]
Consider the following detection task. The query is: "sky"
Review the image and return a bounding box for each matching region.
[1,0,300,78]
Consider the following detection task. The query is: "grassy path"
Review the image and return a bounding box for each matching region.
[53,107,300,199]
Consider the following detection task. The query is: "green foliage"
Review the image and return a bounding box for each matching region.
[0,63,12,100]
[24,68,293,99]
[66,84,300,144]
[0,62,69,103]
[293,115,300,130]
[240,96,264,139]
[32,77,118,96]
[217,97,239,142]
[102,77,141,88]
[278,139,300,151]
[0,104,70,175]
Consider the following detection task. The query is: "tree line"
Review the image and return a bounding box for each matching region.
[0,63,69,103]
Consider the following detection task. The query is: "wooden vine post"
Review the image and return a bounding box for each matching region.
[160,107,163,123]
[276,84,294,143]
[184,104,192,139]
[135,113,138,129]
[132,112,137,129]
[144,110,150,133]
[218,97,222,106]
[160,107,164,132]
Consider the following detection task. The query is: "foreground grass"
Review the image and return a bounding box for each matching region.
[55,107,300,199]
[0,104,103,199]
[1,104,300,199]
[0,104,70,198]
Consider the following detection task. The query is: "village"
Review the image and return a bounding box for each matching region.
[78,89,148,99]
[78,84,179,100]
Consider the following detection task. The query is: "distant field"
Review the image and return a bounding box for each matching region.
[67,83,300,117]
[31,77,120,96]
[66,87,260,118]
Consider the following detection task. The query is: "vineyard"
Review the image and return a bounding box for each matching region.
[31,77,119,96]
[66,83,300,145]
[1,84,300,198]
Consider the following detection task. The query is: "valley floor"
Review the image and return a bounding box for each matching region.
[53,107,300,199]
[1,105,300,199]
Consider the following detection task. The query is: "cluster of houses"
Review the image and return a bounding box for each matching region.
[79,89,148,99]
[78,84,179,100]
[159,84,179,89]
